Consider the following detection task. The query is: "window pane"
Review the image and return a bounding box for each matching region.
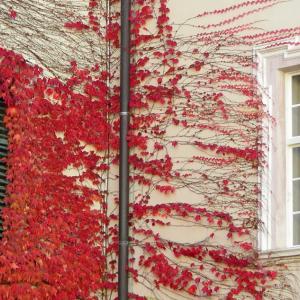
[292,75,300,105]
[293,180,300,211]
[294,214,300,245]
[293,147,300,178]
[292,106,300,136]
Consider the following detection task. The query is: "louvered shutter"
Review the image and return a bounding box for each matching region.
[0,99,8,237]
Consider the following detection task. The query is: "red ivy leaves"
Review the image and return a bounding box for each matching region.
[0,0,290,299]
[106,22,120,47]
[9,9,17,19]
[0,48,109,299]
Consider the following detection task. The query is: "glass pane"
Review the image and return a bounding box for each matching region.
[293,180,300,211]
[294,214,300,245]
[293,147,300,178]
[292,106,300,136]
[293,75,300,105]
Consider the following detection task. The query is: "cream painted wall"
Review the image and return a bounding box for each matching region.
[130,1,300,299]
[1,0,300,299]
[169,0,300,31]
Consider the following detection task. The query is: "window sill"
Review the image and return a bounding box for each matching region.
[259,246,300,260]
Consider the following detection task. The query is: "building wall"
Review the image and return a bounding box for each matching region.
[131,1,300,298]
[0,0,300,299]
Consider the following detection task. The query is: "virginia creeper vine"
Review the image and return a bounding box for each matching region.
[0,0,299,299]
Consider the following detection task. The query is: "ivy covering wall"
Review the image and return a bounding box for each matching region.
[0,0,299,299]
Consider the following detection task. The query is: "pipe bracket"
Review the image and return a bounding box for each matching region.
[119,241,129,246]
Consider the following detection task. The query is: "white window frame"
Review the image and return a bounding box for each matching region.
[255,37,300,253]
[286,72,300,247]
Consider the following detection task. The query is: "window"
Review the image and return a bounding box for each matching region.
[0,99,8,238]
[286,73,300,246]
[255,38,300,251]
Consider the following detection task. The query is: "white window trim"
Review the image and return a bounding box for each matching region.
[254,36,300,255]
[255,47,272,251]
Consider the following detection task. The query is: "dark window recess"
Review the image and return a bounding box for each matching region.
[0,99,8,237]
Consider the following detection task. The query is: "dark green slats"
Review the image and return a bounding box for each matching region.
[0,99,7,238]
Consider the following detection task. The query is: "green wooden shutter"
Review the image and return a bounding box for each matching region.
[0,99,8,237]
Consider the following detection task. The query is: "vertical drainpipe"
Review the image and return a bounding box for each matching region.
[118,0,131,299]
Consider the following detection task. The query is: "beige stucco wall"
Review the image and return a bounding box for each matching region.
[169,0,300,31]
[130,1,300,299]
[1,0,300,299]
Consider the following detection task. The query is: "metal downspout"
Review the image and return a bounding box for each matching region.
[118,0,131,299]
